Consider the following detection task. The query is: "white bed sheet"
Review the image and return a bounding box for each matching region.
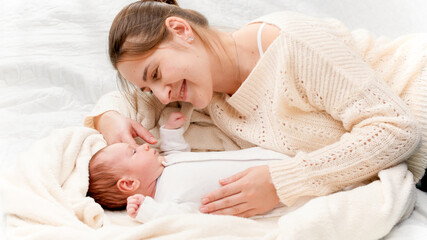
[1,0,426,239]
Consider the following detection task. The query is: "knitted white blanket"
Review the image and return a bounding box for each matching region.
[0,127,416,240]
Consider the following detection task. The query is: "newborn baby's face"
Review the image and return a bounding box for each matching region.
[102,143,165,195]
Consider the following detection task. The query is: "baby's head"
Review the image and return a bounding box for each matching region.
[88,143,164,210]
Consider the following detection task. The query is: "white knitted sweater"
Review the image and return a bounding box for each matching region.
[86,11,427,206]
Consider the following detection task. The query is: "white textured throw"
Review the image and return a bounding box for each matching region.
[0,127,416,240]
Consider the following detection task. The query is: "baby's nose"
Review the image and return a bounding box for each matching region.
[136,143,150,152]
[143,143,150,151]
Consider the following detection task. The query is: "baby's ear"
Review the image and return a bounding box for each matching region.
[117,177,140,193]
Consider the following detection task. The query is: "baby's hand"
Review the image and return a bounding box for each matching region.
[164,112,187,129]
[127,194,145,218]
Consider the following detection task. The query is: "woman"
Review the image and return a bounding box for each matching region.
[86,0,427,217]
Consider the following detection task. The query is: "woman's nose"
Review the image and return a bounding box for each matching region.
[152,85,171,105]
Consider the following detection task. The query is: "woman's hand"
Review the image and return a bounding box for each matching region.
[199,165,280,218]
[94,111,157,146]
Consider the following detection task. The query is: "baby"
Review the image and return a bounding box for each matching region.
[88,112,188,210]
[88,112,290,223]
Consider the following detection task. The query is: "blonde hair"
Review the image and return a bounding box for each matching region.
[87,147,129,210]
[108,0,222,109]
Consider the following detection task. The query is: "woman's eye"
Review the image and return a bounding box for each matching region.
[140,87,153,94]
[152,67,158,80]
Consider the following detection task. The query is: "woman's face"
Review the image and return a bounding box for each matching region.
[117,38,214,109]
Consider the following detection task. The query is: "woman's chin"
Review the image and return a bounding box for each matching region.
[192,101,210,109]
[191,94,212,109]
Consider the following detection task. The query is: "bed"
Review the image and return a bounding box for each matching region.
[1,0,427,239]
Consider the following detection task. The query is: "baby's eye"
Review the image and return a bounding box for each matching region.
[133,149,136,154]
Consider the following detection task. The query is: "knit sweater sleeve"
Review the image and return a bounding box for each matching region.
[266,27,422,206]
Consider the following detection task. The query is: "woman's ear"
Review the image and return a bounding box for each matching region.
[165,17,194,43]
[117,177,140,193]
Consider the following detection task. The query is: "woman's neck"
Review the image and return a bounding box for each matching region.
[209,30,244,95]
[210,27,261,95]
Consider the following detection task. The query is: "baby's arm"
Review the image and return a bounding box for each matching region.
[127,194,198,223]
[160,112,191,154]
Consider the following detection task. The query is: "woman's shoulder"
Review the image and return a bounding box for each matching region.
[239,22,280,54]
[239,10,346,44]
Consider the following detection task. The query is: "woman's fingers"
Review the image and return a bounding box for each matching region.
[210,203,251,216]
[202,169,248,205]
[130,119,158,144]
[235,209,258,218]
[95,110,158,145]
[201,166,280,218]
[200,192,248,215]
[219,168,248,186]
[201,176,244,205]
[122,134,138,147]
[200,172,248,215]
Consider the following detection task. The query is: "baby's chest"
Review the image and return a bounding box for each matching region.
[154,160,267,206]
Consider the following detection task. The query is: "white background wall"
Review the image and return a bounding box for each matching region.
[180,0,427,38]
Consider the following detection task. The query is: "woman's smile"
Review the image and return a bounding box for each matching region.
[179,79,186,101]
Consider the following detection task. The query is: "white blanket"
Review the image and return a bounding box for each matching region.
[1,0,427,239]
[0,126,418,239]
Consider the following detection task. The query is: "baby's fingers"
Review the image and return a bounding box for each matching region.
[175,116,187,126]
[127,206,138,218]
[127,194,144,203]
